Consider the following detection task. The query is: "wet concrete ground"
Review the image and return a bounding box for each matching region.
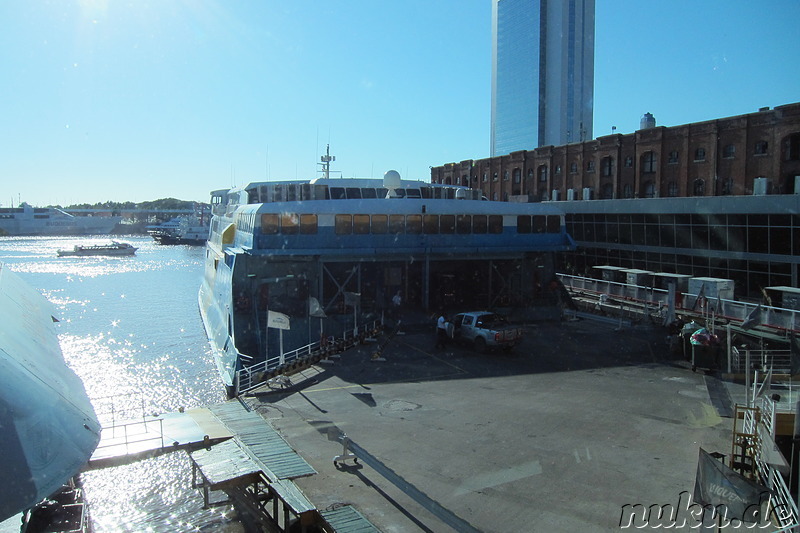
[243,316,733,532]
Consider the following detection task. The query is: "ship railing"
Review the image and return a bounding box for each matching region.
[235,319,383,396]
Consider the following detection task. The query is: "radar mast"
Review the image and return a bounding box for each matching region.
[318,144,335,179]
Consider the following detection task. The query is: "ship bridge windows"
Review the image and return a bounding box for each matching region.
[405,188,421,199]
[346,188,362,199]
[362,188,377,199]
[329,187,346,200]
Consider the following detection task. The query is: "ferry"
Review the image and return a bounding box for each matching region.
[0,203,120,236]
[57,241,137,257]
[147,215,209,245]
[199,149,575,396]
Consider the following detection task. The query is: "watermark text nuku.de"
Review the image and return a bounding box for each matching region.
[619,491,784,529]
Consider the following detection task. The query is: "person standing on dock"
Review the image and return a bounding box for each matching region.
[435,312,448,349]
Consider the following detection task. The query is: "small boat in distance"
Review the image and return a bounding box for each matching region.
[147,214,209,245]
[56,240,137,257]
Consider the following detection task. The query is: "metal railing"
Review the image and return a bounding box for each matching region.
[558,273,800,335]
[742,397,798,529]
[235,319,383,395]
[91,392,165,455]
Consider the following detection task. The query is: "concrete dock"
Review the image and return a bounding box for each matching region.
[237,316,734,532]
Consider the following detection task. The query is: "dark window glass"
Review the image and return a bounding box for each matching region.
[300,214,317,234]
[488,215,503,234]
[534,216,546,233]
[371,214,388,234]
[517,215,532,233]
[330,187,346,200]
[353,214,370,234]
[281,213,299,234]
[261,213,279,234]
[456,214,471,234]
[473,215,487,234]
[335,214,352,235]
[406,214,422,234]
[440,215,455,234]
[546,215,560,234]
[423,215,439,234]
[389,214,405,233]
[361,188,377,199]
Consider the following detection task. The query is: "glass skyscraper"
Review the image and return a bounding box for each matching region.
[491,0,595,156]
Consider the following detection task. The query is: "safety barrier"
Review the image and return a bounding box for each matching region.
[234,319,383,396]
[557,273,800,336]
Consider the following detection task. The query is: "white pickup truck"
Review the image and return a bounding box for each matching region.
[450,311,524,353]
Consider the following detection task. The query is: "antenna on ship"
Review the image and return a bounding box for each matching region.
[318,144,335,179]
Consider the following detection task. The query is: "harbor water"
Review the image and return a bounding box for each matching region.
[0,236,236,532]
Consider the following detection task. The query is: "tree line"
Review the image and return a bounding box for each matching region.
[57,198,203,210]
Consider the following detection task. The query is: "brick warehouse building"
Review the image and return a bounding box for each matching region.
[431,103,800,299]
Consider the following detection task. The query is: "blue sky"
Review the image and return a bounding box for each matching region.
[1,1,798,206]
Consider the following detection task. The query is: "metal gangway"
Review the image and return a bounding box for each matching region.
[234,318,383,396]
[558,273,800,337]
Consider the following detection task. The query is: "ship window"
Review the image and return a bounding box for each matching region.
[456,214,471,234]
[315,185,329,200]
[346,188,362,199]
[534,215,546,233]
[248,188,259,204]
[361,188,377,199]
[488,215,503,234]
[377,187,388,198]
[272,185,283,202]
[330,187,346,200]
[406,188,421,199]
[300,214,317,234]
[406,214,422,234]
[301,184,313,201]
[335,214,352,234]
[353,214,370,234]
[389,214,405,233]
[420,187,432,199]
[394,189,406,198]
[473,215,487,234]
[547,215,561,233]
[261,213,279,234]
[432,188,443,199]
[281,213,299,234]
[517,215,532,233]
[371,214,388,233]
[423,214,439,234]
[440,215,455,234]
[287,186,297,201]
